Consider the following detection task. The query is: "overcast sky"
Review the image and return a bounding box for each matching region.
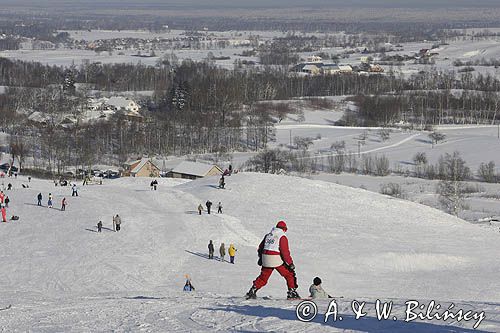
[1,0,499,10]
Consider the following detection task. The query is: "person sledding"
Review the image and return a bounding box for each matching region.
[246,220,300,300]
[183,275,195,291]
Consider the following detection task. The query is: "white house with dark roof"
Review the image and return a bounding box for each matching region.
[106,97,140,113]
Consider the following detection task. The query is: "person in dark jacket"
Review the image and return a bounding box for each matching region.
[61,198,67,211]
[219,243,226,262]
[205,200,212,214]
[37,193,42,206]
[183,279,195,291]
[97,221,102,233]
[4,196,9,208]
[208,240,215,259]
[217,202,223,214]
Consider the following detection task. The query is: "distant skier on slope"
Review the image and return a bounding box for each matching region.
[47,193,53,208]
[1,205,6,222]
[208,240,215,259]
[198,204,204,215]
[113,214,121,231]
[37,193,42,206]
[219,243,226,262]
[228,244,237,264]
[71,184,78,197]
[206,200,212,214]
[246,220,300,300]
[61,198,67,211]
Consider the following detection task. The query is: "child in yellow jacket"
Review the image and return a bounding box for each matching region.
[228,244,237,264]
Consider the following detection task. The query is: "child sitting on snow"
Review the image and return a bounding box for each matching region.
[309,277,332,299]
[183,279,195,292]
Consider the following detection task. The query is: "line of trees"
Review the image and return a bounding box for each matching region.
[2,54,500,174]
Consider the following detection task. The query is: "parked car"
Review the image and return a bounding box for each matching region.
[104,170,120,179]
[0,163,17,172]
[92,170,104,177]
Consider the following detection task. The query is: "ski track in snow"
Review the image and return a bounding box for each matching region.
[0,174,499,332]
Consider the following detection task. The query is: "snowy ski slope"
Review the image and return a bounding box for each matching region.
[0,173,499,332]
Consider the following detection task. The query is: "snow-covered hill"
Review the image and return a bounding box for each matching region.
[0,173,498,332]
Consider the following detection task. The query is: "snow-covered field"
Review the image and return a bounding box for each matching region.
[0,47,259,69]
[3,28,500,79]
[0,173,499,332]
[311,172,500,225]
[270,107,500,172]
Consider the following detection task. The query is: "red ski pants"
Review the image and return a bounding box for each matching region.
[253,265,298,290]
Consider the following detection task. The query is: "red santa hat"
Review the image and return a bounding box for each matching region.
[276,220,288,232]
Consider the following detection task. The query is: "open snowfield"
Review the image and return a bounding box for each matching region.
[0,47,257,70]
[0,173,499,332]
[3,27,500,78]
[62,29,291,41]
[270,107,500,171]
[311,172,500,225]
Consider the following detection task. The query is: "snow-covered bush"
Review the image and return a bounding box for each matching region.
[380,183,405,199]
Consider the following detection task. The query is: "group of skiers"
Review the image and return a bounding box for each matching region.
[150,179,158,191]
[198,200,223,215]
[196,220,333,300]
[0,171,17,178]
[208,241,237,263]
[112,214,122,231]
[95,215,121,233]
[1,188,18,222]
[37,192,68,211]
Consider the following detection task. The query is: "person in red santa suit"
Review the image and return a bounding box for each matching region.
[246,220,300,300]
[1,204,6,222]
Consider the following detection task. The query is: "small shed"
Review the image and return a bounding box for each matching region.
[166,161,223,180]
[126,158,161,177]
